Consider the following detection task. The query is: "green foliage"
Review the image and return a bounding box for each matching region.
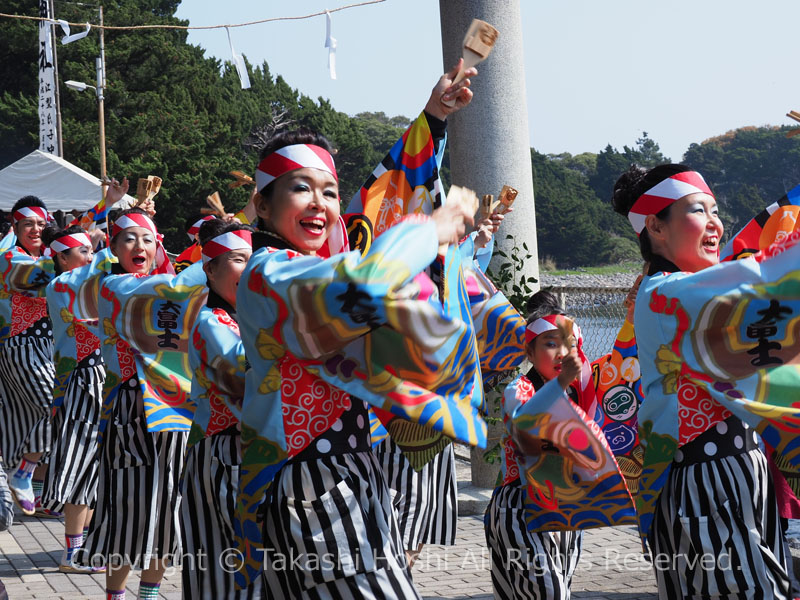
[683,126,800,238]
[488,234,538,314]
[531,149,626,267]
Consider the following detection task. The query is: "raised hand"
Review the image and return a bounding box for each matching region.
[424,58,478,121]
[432,200,475,247]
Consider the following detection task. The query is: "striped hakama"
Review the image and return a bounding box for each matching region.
[180,431,264,599]
[42,362,104,512]
[651,446,791,599]
[79,378,186,570]
[0,321,55,466]
[262,406,420,600]
[485,482,582,600]
[374,438,458,550]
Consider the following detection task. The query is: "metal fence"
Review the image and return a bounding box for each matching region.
[549,286,630,362]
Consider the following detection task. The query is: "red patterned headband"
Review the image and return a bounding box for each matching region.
[255,144,337,192]
[187,215,216,240]
[628,171,714,235]
[111,213,157,239]
[525,314,582,346]
[50,232,92,254]
[13,206,49,224]
[201,229,252,264]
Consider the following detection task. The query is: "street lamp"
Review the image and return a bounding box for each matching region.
[64,54,106,185]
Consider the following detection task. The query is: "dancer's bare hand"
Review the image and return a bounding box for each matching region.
[432,201,475,246]
[425,58,477,120]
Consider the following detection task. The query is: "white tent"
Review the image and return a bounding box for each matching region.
[0,150,134,212]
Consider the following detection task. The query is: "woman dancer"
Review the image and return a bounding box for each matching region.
[81,207,186,600]
[611,163,793,599]
[180,218,263,599]
[0,196,57,516]
[236,63,478,598]
[41,223,108,573]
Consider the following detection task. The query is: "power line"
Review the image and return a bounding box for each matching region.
[0,0,385,31]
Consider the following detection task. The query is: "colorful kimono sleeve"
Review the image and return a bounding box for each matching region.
[506,375,637,532]
[245,217,439,360]
[459,231,494,274]
[0,231,15,252]
[234,218,487,587]
[506,376,566,424]
[46,249,114,412]
[98,261,207,433]
[188,306,246,445]
[0,246,54,295]
[634,232,800,547]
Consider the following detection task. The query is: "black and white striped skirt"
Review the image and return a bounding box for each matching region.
[0,333,55,465]
[78,379,186,569]
[180,432,264,599]
[651,447,791,600]
[42,364,104,512]
[261,451,421,599]
[485,483,582,600]
[374,438,458,550]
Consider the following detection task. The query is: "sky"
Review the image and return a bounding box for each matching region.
[173,0,800,162]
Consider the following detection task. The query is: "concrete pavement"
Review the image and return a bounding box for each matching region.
[0,508,659,599]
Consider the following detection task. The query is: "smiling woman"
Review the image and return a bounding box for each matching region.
[0,196,57,519]
[611,164,798,599]
[109,209,158,275]
[253,130,340,255]
[233,62,479,598]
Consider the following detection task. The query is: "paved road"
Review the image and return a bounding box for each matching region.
[0,508,659,599]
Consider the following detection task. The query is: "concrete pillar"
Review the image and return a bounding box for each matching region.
[440,0,539,490]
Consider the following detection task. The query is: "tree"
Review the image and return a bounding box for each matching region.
[683,126,800,238]
[0,0,403,251]
[531,149,624,267]
[588,144,630,205]
[623,132,669,167]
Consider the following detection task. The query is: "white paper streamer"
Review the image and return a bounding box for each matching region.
[58,20,91,45]
[226,27,251,90]
[325,11,337,80]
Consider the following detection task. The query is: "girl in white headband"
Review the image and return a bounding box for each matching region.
[486,291,583,599]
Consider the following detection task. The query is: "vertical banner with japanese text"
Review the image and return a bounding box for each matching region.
[38,0,57,154]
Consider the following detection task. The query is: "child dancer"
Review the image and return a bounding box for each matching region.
[485,291,583,600]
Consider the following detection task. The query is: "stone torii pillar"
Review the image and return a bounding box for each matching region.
[440,0,539,494]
